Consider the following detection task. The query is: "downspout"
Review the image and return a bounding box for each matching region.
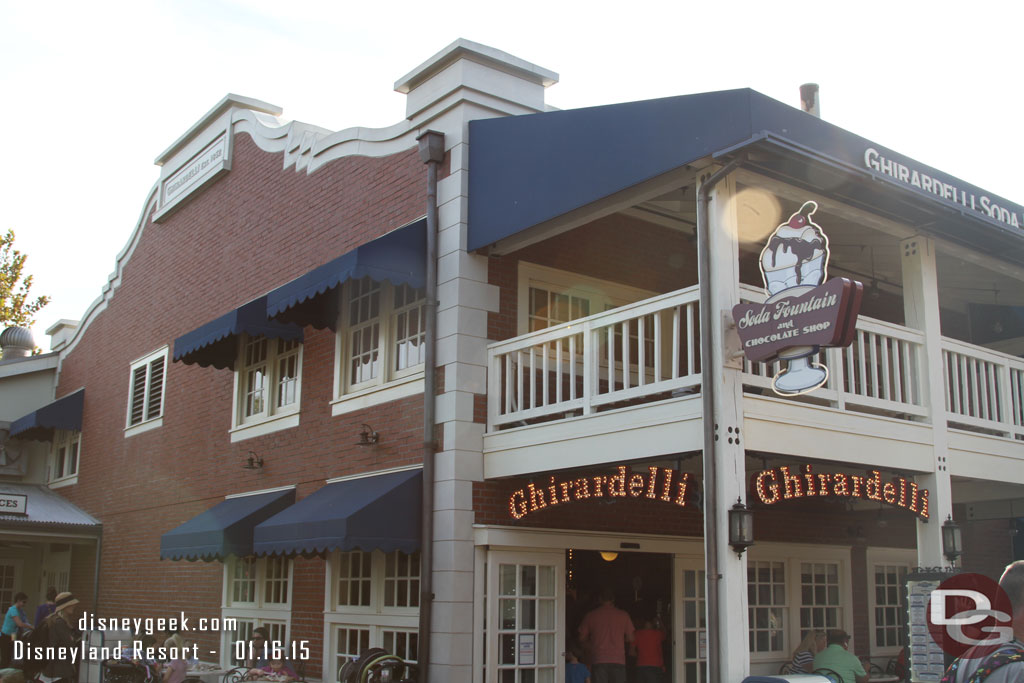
[93,530,102,611]
[416,130,444,683]
[696,155,744,683]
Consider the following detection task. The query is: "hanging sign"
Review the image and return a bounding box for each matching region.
[732,201,863,395]
[751,464,929,520]
[508,466,693,520]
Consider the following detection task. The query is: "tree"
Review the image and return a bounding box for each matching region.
[0,229,50,328]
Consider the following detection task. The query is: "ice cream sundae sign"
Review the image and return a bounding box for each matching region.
[732,201,863,395]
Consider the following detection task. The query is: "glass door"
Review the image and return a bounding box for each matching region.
[485,550,563,683]
[674,561,707,683]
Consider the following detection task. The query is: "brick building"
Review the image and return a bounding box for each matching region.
[4,39,1024,683]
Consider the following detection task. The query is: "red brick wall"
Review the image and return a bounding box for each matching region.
[53,133,428,676]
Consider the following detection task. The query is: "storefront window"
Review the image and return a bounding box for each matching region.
[800,562,842,632]
[748,561,786,653]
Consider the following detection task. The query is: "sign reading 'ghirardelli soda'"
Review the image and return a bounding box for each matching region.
[732,201,863,395]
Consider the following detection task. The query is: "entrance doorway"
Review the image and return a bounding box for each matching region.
[566,550,673,682]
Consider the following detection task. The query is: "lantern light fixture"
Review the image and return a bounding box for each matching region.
[729,498,754,555]
[942,515,963,563]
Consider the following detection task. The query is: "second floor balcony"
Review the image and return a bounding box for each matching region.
[483,282,1024,479]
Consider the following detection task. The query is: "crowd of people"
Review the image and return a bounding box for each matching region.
[570,587,666,683]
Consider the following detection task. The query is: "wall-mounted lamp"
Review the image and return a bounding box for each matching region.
[243,451,263,471]
[942,515,963,563]
[599,552,619,562]
[729,498,754,555]
[357,424,380,446]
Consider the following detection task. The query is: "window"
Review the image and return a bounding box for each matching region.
[126,347,168,435]
[747,547,852,663]
[748,560,786,654]
[332,278,426,413]
[326,549,420,679]
[867,549,913,656]
[517,263,656,335]
[231,335,302,441]
[222,556,293,667]
[49,429,80,486]
[800,562,842,633]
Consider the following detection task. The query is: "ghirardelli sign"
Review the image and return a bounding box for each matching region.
[732,201,863,395]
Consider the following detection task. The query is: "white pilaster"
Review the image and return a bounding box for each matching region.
[901,235,954,567]
[705,173,751,681]
[400,41,558,683]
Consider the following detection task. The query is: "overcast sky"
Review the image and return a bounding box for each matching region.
[2,0,1022,351]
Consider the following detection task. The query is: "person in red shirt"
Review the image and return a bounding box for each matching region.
[578,588,635,683]
[632,616,666,683]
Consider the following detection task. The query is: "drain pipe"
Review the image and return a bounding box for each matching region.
[696,155,743,683]
[416,130,444,683]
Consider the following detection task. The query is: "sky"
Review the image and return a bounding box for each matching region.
[2,0,1022,351]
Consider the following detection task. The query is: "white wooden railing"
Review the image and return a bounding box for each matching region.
[487,286,701,430]
[942,338,1024,438]
[739,283,928,419]
[487,284,1024,440]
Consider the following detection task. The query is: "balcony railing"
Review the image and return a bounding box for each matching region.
[942,337,1024,439]
[486,284,1024,440]
[487,286,701,431]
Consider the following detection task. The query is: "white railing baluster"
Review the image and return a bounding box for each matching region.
[528,347,536,410]
[654,313,662,383]
[568,333,577,401]
[880,336,892,401]
[892,339,903,404]
[606,326,614,395]
[622,321,630,390]
[638,315,646,387]
[542,341,549,408]
[686,303,695,376]
[583,323,594,416]
[672,306,680,380]
[556,338,563,403]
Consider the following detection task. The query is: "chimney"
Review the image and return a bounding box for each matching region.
[46,319,79,352]
[800,83,820,117]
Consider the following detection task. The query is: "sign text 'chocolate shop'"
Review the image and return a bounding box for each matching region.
[508,466,692,520]
[752,465,929,520]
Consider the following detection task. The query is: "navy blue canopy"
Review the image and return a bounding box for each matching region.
[265,218,426,331]
[160,487,295,561]
[469,88,1024,264]
[10,389,85,441]
[253,469,421,556]
[173,295,303,370]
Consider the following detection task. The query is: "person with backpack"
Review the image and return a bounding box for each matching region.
[941,560,1024,683]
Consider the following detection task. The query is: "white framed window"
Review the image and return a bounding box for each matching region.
[516,262,657,335]
[748,560,786,654]
[126,346,168,436]
[222,556,293,667]
[49,429,80,487]
[331,278,426,415]
[867,548,914,657]
[230,335,302,442]
[325,549,421,679]
[746,545,853,663]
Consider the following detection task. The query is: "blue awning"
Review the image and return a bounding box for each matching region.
[160,487,296,561]
[265,218,426,331]
[173,296,303,370]
[10,389,85,441]
[468,88,1024,264]
[253,469,421,556]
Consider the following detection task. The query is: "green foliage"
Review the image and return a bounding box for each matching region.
[0,229,50,328]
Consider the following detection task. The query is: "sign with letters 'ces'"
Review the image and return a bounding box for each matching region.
[732,201,864,395]
[0,492,27,515]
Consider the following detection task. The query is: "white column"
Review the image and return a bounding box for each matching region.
[705,172,751,681]
[900,235,954,567]
[430,130,502,683]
